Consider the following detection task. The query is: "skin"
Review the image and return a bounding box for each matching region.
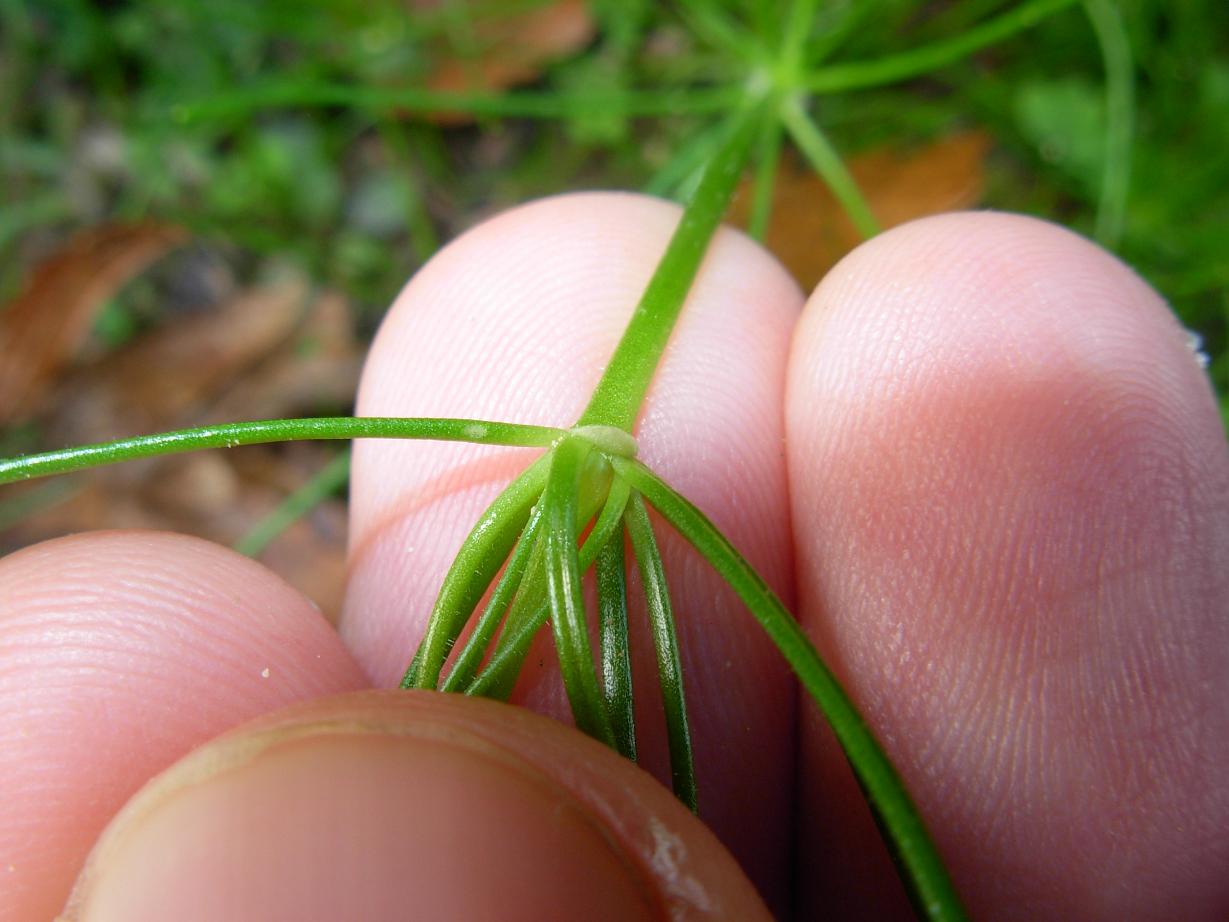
[0,198,1225,921]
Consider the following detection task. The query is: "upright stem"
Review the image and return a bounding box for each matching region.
[575,100,763,432]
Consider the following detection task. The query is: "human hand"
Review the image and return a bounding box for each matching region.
[3,198,1226,921]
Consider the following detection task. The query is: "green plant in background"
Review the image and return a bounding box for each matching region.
[4,0,1226,918]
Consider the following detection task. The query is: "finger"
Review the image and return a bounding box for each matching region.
[0,531,368,922]
[786,212,1229,919]
[342,192,803,910]
[60,689,769,921]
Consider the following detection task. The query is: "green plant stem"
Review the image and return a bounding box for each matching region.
[612,457,966,922]
[805,0,1079,93]
[0,417,564,486]
[624,491,696,811]
[234,450,351,557]
[406,454,551,690]
[576,103,762,432]
[543,438,616,747]
[1083,0,1133,247]
[174,83,744,124]
[643,114,735,199]
[780,97,880,238]
[779,0,820,79]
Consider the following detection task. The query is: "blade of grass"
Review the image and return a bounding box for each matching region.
[779,0,820,78]
[577,101,763,431]
[406,453,551,689]
[805,0,1079,93]
[676,0,763,66]
[234,450,350,557]
[441,504,545,693]
[611,457,966,922]
[467,469,631,698]
[596,508,636,761]
[543,437,616,747]
[780,96,880,238]
[1083,0,1134,247]
[0,417,564,486]
[624,491,696,811]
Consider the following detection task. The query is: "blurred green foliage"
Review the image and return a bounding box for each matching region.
[1,0,1227,413]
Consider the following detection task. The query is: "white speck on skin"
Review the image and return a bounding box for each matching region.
[260,667,271,679]
[647,817,714,913]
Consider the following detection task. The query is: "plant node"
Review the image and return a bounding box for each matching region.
[569,424,638,459]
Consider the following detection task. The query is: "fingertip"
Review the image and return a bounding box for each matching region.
[787,211,1229,918]
[0,531,367,922]
[63,690,770,922]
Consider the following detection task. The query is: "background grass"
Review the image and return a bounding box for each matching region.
[2,0,1227,415]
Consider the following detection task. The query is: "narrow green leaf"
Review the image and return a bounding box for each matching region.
[780,97,880,239]
[1083,0,1134,246]
[0,417,564,486]
[624,491,696,811]
[234,450,350,557]
[542,438,616,747]
[405,453,550,690]
[174,83,743,125]
[440,503,545,693]
[611,457,967,922]
[806,0,1079,93]
[748,114,783,242]
[596,500,636,761]
[467,468,631,698]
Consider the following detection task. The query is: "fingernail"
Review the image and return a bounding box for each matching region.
[64,718,656,921]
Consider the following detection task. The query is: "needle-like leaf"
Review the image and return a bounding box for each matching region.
[624,491,695,811]
[611,456,967,922]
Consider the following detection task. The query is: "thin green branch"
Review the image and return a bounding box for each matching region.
[440,504,545,693]
[1083,0,1134,246]
[0,417,564,487]
[234,450,351,557]
[624,491,696,811]
[596,505,636,761]
[611,457,966,922]
[543,438,616,747]
[405,454,551,690]
[577,102,763,431]
[173,82,744,124]
[781,97,880,238]
[780,0,820,78]
[806,0,1079,93]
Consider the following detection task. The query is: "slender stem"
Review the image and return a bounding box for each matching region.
[466,472,631,698]
[441,504,545,693]
[612,457,967,922]
[781,97,880,238]
[576,102,763,432]
[624,491,696,811]
[779,0,820,79]
[805,0,1079,93]
[543,438,616,747]
[234,450,351,557]
[173,82,744,124]
[1083,0,1133,247]
[405,454,551,689]
[0,417,564,486]
[597,504,636,761]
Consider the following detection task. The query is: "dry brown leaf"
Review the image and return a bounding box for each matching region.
[0,223,186,425]
[415,0,595,123]
[730,131,990,292]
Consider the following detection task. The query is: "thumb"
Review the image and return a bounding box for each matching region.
[60,690,769,921]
